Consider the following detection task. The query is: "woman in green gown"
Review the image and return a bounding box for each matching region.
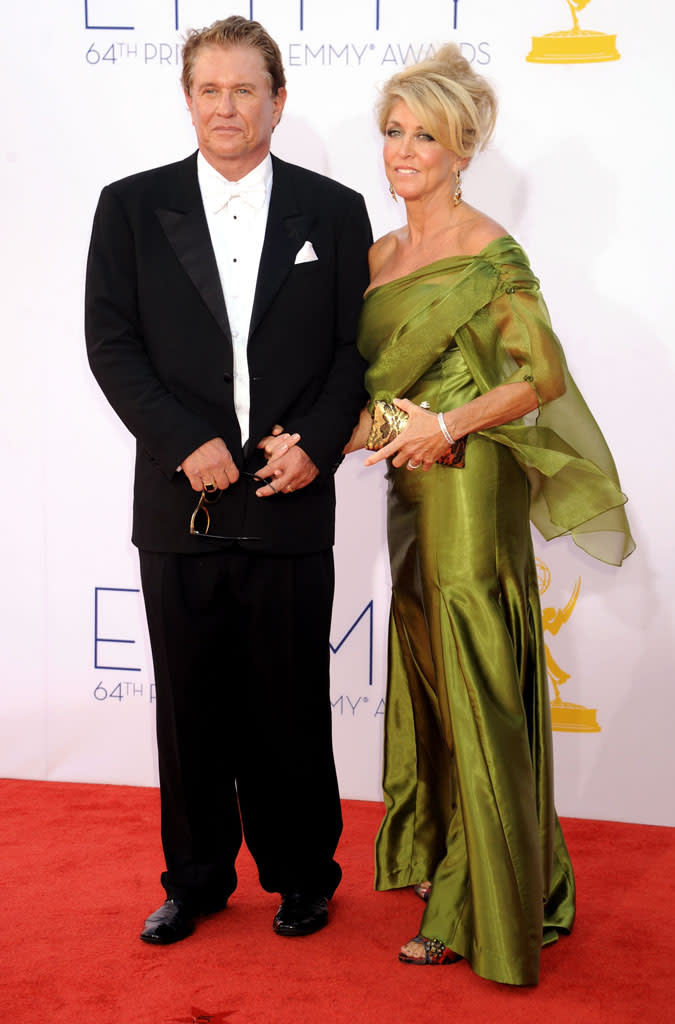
[348,46,634,985]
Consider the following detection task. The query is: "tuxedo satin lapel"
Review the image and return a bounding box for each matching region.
[155,163,232,344]
[249,161,313,338]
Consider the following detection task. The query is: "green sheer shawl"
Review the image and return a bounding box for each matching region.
[359,236,634,566]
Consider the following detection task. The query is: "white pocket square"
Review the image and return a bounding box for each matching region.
[294,240,318,264]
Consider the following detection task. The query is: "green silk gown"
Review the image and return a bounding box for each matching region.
[357,236,633,986]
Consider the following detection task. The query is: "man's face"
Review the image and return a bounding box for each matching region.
[185,44,286,180]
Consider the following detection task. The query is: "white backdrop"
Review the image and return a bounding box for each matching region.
[2,1,673,826]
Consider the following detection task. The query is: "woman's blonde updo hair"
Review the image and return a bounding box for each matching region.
[377,44,497,160]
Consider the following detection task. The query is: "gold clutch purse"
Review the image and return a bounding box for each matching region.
[365,401,409,450]
[365,400,466,468]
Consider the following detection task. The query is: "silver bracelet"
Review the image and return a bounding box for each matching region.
[437,411,455,445]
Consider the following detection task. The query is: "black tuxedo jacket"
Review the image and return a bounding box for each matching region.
[85,153,372,553]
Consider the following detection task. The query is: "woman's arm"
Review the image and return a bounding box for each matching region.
[442,379,538,439]
[363,381,537,469]
[343,406,373,454]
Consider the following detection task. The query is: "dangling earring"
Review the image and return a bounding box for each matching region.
[389,182,398,203]
[453,169,462,207]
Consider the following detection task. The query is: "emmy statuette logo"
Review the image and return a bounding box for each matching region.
[527,1,620,64]
[537,558,601,733]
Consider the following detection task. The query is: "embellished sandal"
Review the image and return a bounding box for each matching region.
[398,934,462,965]
[413,882,432,902]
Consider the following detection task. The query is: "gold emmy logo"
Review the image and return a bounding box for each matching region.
[537,558,601,732]
[527,1,620,64]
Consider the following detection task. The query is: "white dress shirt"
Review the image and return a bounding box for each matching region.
[197,152,273,445]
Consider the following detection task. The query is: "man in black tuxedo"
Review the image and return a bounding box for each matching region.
[85,16,371,945]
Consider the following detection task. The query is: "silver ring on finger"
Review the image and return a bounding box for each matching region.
[407,460,421,470]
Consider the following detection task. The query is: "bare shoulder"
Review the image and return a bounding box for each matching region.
[459,208,510,255]
[368,230,399,278]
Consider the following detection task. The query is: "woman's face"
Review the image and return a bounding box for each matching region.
[383,99,460,202]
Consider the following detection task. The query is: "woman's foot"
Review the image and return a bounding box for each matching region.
[399,935,462,965]
[412,881,432,902]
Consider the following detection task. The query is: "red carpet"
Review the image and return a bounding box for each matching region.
[1,780,673,1023]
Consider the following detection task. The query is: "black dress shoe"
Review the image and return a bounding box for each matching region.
[140,898,198,945]
[273,893,329,937]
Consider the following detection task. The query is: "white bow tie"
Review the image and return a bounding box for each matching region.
[211,180,267,213]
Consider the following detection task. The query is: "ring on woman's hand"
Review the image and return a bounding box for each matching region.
[204,482,218,492]
[286,486,294,493]
[407,460,421,470]
[266,479,278,493]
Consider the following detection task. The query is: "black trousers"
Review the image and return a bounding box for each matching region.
[139,547,342,908]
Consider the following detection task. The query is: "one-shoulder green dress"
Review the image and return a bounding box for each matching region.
[357,237,633,986]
